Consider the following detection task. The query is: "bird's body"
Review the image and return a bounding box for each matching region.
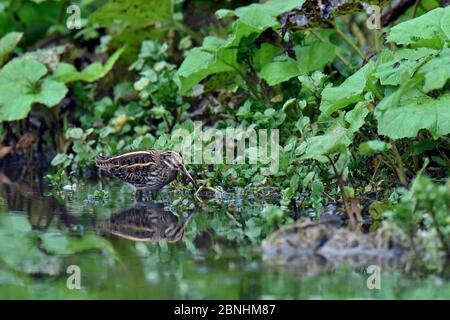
[95,149,197,191]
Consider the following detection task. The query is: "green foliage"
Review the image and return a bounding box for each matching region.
[0,32,23,67]
[53,47,125,83]
[359,140,389,156]
[385,176,450,269]
[260,41,336,85]
[308,7,450,161]
[89,0,173,27]
[175,0,317,94]
[0,212,118,278]
[1,0,450,299]
[320,61,376,115]
[40,231,117,258]
[419,48,450,92]
[387,6,450,49]
[0,58,67,121]
[376,92,450,139]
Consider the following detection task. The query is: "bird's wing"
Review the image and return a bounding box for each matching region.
[96,150,159,171]
[96,150,162,187]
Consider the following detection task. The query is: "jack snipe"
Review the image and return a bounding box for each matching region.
[95,150,198,192]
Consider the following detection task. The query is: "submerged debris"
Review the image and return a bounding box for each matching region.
[262,216,411,276]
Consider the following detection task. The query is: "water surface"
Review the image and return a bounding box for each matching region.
[0,171,449,299]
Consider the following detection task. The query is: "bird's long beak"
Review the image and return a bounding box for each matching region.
[179,165,198,188]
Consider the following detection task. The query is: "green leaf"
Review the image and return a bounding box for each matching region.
[175,0,302,95]
[374,75,423,115]
[344,186,355,198]
[294,42,336,75]
[260,42,336,85]
[260,58,299,86]
[320,61,376,115]
[253,43,281,70]
[40,231,117,258]
[300,102,369,161]
[344,101,370,134]
[216,0,304,29]
[359,140,389,156]
[66,128,84,140]
[0,32,23,67]
[300,116,352,161]
[376,48,437,86]
[35,78,68,106]
[403,139,442,159]
[174,41,235,95]
[89,0,173,27]
[387,7,450,49]
[53,47,125,83]
[369,201,394,220]
[51,153,69,166]
[376,93,450,139]
[0,59,67,121]
[418,48,450,92]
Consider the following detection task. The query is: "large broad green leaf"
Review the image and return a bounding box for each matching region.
[376,93,450,139]
[0,59,67,122]
[0,32,23,67]
[216,0,304,28]
[53,47,125,83]
[175,0,302,95]
[418,48,450,92]
[295,42,336,74]
[252,43,282,71]
[89,0,173,27]
[376,48,437,86]
[175,45,235,95]
[260,58,299,86]
[260,42,336,85]
[320,61,376,115]
[387,7,450,49]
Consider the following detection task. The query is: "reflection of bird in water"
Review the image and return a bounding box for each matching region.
[95,201,193,243]
[95,150,198,194]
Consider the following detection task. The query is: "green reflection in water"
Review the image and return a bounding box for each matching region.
[0,174,449,299]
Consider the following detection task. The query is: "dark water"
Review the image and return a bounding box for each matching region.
[0,170,449,299]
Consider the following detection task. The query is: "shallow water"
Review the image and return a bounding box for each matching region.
[0,171,449,299]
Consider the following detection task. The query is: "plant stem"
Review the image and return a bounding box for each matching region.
[333,23,365,59]
[172,20,203,44]
[349,22,367,48]
[327,155,353,224]
[390,139,408,185]
[373,29,380,55]
[412,0,421,18]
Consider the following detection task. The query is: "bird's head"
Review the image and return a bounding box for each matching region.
[162,151,198,188]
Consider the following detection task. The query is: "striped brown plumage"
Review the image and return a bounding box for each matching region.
[95,149,197,191]
[95,201,190,242]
